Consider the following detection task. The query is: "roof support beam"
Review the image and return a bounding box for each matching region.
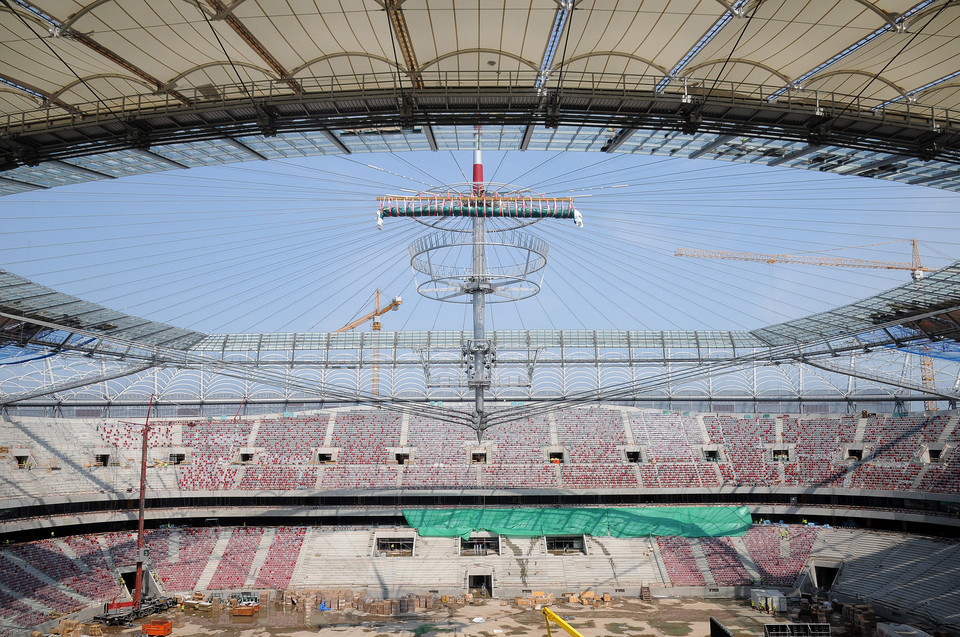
[536,2,574,89]
[222,136,267,160]
[802,356,960,401]
[520,124,535,151]
[59,30,191,105]
[839,154,909,175]
[423,124,438,151]
[384,0,423,89]
[689,134,736,159]
[321,130,351,155]
[1,3,178,110]
[49,159,116,179]
[768,145,819,166]
[0,174,47,190]
[0,72,82,115]
[658,0,745,91]
[204,0,303,95]
[602,128,637,153]
[0,362,156,406]
[135,148,188,170]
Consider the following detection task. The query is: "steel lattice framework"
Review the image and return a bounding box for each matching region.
[3,260,960,422]
[3,1,960,419]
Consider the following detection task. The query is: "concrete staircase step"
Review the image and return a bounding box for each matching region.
[688,539,716,585]
[194,528,232,591]
[244,527,276,588]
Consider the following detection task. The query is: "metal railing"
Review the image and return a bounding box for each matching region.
[2,71,954,136]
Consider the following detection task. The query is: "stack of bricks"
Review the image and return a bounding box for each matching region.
[514,590,556,608]
[280,589,433,615]
[843,604,877,637]
[517,590,614,608]
[357,595,433,615]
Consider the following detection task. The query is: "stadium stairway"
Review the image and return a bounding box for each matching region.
[911,465,931,490]
[286,530,313,587]
[620,408,634,443]
[195,528,233,590]
[322,410,337,447]
[695,415,711,444]
[727,536,763,583]
[648,536,669,584]
[244,527,276,588]
[687,540,717,586]
[2,550,93,607]
[0,580,57,618]
[55,540,85,570]
[167,530,179,564]
[94,536,117,573]
[854,416,868,443]
[938,413,960,442]
[247,420,262,445]
[398,412,410,447]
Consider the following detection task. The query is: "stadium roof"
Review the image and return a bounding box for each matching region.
[1,1,960,193]
[752,258,960,347]
[0,268,205,350]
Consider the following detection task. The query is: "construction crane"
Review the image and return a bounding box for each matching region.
[674,239,929,281]
[675,239,939,410]
[336,289,402,396]
[335,289,403,333]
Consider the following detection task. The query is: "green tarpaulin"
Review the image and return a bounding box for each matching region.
[403,506,752,539]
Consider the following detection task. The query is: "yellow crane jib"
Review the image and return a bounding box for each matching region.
[674,239,929,282]
[542,607,584,637]
[335,289,403,333]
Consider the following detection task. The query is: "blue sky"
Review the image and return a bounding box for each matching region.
[2,149,958,336]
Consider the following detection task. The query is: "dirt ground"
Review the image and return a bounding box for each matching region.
[100,596,812,637]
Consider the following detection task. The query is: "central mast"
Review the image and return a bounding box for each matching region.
[469,125,489,433]
[377,125,582,440]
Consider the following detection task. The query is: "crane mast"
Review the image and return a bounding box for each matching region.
[335,289,402,396]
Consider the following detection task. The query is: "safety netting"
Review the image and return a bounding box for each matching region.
[403,506,752,539]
